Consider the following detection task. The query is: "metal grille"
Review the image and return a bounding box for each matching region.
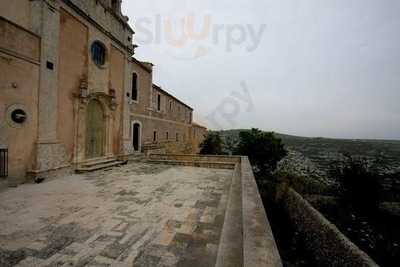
[0,148,8,178]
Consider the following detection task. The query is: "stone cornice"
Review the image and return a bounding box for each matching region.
[60,0,137,55]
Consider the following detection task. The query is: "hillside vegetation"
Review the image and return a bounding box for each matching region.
[218,129,400,176]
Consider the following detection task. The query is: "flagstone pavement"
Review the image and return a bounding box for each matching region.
[0,163,233,267]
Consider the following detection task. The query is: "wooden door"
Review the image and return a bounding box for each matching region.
[86,100,105,158]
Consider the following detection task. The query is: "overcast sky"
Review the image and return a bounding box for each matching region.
[122,0,400,140]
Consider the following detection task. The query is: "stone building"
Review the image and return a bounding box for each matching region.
[0,0,206,185]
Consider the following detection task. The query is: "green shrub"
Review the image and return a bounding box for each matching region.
[234,128,287,175]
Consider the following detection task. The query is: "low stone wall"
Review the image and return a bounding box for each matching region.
[148,153,241,163]
[240,157,283,267]
[216,163,243,267]
[282,187,378,267]
[148,154,241,169]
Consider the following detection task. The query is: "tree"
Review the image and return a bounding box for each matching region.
[234,128,287,175]
[200,132,223,155]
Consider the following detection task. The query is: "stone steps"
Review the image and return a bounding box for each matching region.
[127,153,147,162]
[80,156,117,166]
[76,157,125,173]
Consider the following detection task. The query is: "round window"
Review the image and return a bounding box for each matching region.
[91,41,106,66]
[11,109,27,124]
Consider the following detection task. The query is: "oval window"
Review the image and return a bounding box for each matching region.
[11,109,27,124]
[91,41,106,66]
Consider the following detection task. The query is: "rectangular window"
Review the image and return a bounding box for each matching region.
[176,133,179,142]
[166,132,169,140]
[0,148,8,178]
[169,101,172,111]
[132,73,138,101]
[153,131,157,142]
[157,94,161,111]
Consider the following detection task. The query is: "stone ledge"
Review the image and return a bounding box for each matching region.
[216,163,243,267]
[147,159,236,170]
[282,187,379,267]
[240,157,283,267]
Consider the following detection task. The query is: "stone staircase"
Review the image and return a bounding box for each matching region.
[127,153,147,163]
[75,156,125,173]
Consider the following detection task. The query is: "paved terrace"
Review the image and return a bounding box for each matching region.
[0,158,281,267]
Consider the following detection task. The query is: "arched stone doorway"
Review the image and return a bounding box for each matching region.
[132,121,141,152]
[86,100,105,158]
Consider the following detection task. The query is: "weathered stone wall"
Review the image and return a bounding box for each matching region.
[129,59,153,115]
[190,124,207,153]
[0,17,40,62]
[58,2,131,164]
[62,0,133,48]
[125,61,199,154]
[109,46,125,155]
[0,0,31,30]
[57,8,88,160]
[0,18,40,183]
[282,187,378,267]
[128,115,192,154]
[151,85,193,124]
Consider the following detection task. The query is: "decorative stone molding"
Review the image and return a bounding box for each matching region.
[75,90,118,111]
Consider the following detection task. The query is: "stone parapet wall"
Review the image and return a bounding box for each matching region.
[282,187,378,267]
[148,154,241,164]
[240,157,282,267]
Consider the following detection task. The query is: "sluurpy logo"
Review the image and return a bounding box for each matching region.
[135,14,267,60]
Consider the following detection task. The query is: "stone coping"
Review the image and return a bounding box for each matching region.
[240,157,283,267]
[283,187,379,267]
[148,154,242,164]
[147,159,236,170]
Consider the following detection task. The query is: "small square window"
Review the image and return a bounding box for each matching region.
[46,61,54,70]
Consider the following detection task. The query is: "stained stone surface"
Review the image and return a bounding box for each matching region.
[0,163,233,267]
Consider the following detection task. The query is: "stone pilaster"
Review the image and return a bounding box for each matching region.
[122,58,133,156]
[31,0,70,175]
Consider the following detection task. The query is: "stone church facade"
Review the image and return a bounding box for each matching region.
[0,0,207,184]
